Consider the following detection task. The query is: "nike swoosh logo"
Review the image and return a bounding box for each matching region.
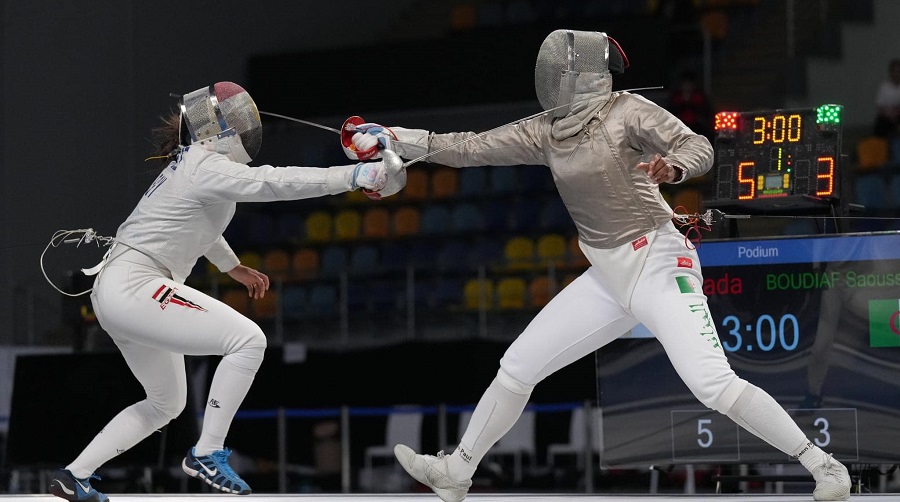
[75,479,91,493]
[199,462,218,477]
[55,480,75,496]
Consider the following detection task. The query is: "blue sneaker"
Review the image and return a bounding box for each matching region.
[49,469,108,502]
[182,447,251,495]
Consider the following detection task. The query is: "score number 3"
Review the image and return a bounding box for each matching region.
[695,416,831,448]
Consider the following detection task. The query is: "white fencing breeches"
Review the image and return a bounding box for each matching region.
[66,246,266,477]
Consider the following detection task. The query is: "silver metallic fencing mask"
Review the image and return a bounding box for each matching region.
[534,30,629,118]
[181,82,262,163]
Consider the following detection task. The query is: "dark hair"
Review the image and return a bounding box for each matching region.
[149,111,190,164]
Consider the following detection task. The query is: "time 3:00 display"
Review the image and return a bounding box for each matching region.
[719,313,800,353]
[711,105,842,204]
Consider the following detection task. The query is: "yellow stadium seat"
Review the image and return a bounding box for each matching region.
[305,211,333,243]
[334,209,362,241]
[504,236,535,270]
[496,277,527,309]
[463,278,494,310]
[536,234,567,268]
[238,251,262,271]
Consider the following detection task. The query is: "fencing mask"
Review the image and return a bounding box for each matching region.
[534,30,629,118]
[181,82,262,163]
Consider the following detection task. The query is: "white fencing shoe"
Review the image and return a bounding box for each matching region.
[811,453,851,501]
[394,444,472,502]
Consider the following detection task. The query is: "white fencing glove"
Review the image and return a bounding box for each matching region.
[361,149,406,200]
[350,159,388,192]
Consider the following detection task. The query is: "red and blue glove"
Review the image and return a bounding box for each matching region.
[341,116,397,161]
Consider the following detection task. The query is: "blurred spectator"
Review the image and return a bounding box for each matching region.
[668,70,714,140]
[874,58,900,137]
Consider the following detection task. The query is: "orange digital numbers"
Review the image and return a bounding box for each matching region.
[752,114,802,144]
[738,161,755,199]
[816,156,835,196]
[753,117,765,145]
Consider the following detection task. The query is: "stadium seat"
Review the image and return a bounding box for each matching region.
[246,212,276,246]
[483,199,511,232]
[281,285,307,320]
[409,241,439,269]
[568,236,589,269]
[276,213,304,244]
[471,237,504,268]
[536,233,567,268]
[403,169,429,201]
[319,245,349,278]
[221,288,250,316]
[458,168,487,197]
[309,284,338,316]
[392,206,421,237]
[334,209,362,241]
[421,205,452,235]
[856,136,889,171]
[528,276,553,308]
[262,249,291,280]
[540,197,571,229]
[463,278,494,310]
[305,211,333,243]
[855,174,889,211]
[496,277,527,309]
[438,240,470,272]
[291,248,319,280]
[504,236,535,270]
[509,199,542,232]
[361,207,390,240]
[431,168,459,199]
[490,165,519,194]
[521,165,552,192]
[452,202,483,233]
[237,250,262,271]
[432,277,464,308]
[350,244,380,276]
[252,289,279,319]
[380,242,411,273]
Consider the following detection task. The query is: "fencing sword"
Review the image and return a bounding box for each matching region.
[259,85,665,167]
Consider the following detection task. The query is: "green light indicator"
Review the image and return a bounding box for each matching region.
[816,104,842,124]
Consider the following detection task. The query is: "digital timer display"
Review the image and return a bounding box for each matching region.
[598,232,900,467]
[711,105,842,208]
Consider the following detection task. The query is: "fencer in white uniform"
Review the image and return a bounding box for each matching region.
[49,82,398,502]
[349,30,851,502]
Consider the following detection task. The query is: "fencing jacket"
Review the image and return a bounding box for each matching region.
[399,89,713,250]
[115,146,355,283]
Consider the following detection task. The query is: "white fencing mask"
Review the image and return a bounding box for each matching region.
[534,30,628,118]
[181,82,262,163]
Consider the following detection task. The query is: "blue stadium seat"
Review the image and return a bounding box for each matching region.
[282,285,307,320]
[520,165,552,192]
[452,202,483,233]
[509,199,542,232]
[381,242,410,273]
[490,166,518,194]
[350,244,380,276]
[540,197,571,229]
[459,168,487,197]
[855,174,888,211]
[438,240,471,272]
[421,204,452,235]
[309,284,337,316]
[432,277,464,308]
[482,199,511,232]
[319,245,349,278]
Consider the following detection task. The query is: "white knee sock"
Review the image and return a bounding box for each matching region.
[194,357,257,455]
[67,400,169,478]
[725,383,810,459]
[447,375,531,481]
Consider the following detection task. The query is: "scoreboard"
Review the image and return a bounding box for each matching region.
[598,232,900,467]
[709,105,843,210]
